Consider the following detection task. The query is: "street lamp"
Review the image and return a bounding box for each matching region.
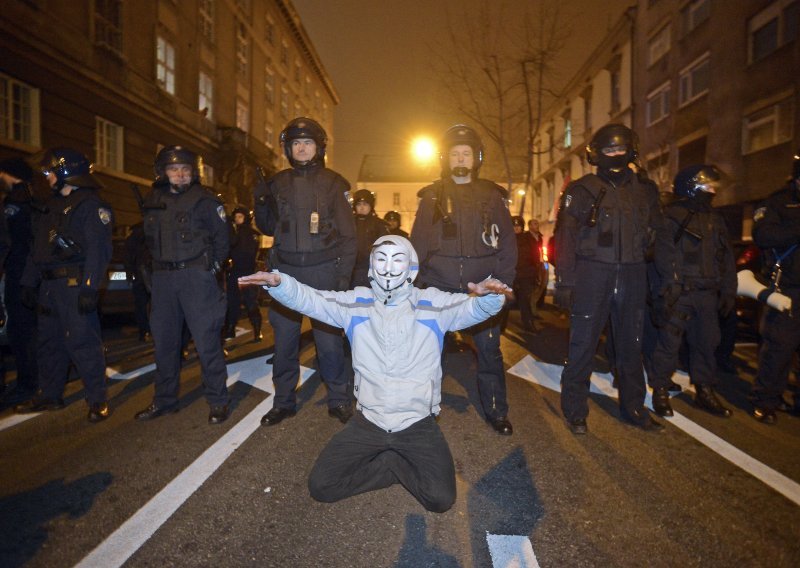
[411,136,437,165]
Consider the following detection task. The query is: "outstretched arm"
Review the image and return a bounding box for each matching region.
[467,277,514,299]
[239,270,281,288]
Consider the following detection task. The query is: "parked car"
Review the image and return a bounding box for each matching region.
[98,237,136,316]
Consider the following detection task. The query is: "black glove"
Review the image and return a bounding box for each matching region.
[78,288,99,314]
[211,261,225,288]
[20,286,38,310]
[719,294,735,317]
[554,286,573,312]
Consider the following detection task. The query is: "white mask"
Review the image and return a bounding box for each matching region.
[368,235,419,297]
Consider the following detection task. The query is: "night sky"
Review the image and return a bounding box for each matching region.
[293,0,632,184]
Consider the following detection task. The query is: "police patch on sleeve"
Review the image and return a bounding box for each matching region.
[564,194,573,209]
[4,204,20,217]
[753,207,766,223]
[98,207,112,225]
[217,205,227,221]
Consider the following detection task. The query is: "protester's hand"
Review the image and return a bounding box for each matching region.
[21,286,38,310]
[468,278,513,299]
[718,294,735,317]
[554,286,573,311]
[78,288,98,314]
[239,271,282,288]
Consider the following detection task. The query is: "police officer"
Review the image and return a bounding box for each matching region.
[253,117,356,426]
[124,222,152,342]
[554,124,675,434]
[0,158,38,399]
[384,210,408,238]
[647,165,736,418]
[351,189,388,288]
[14,148,113,422]
[411,124,517,435]
[750,149,800,423]
[224,205,262,342]
[134,146,231,425]
[511,215,538,332]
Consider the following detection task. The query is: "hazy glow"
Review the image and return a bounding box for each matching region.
[517,188,526,196]
[412,137,437,163]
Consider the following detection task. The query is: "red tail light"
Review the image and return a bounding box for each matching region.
[542,245,549,263]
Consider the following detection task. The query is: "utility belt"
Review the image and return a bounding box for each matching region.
[274,247,338,267]
[41,265,83,286]
[682,278,719,292]
[153,256,209,271]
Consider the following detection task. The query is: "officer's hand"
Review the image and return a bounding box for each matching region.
[78,288,99,314]
[554,286,573,312]
[719,294,736,317]
[20,286,38,310]
[239,271,282,288]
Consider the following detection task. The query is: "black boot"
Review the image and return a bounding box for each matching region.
[249,309,263,343]
[652,387,673,417]
[695,385,732,417]
[223,325,236,340]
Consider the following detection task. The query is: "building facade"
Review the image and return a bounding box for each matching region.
[0,0,338,228]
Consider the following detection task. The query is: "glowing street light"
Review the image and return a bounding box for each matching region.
[411,136,437,164]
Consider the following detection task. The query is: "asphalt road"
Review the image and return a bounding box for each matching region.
[0,302,798,567]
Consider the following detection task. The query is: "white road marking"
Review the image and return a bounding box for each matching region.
[107,362,156,381]
[508,355,800,507]
[487,533,540,568]
[0,413,39,433]
[74,355,316,567]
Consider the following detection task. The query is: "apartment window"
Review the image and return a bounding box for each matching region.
[546,126,554,162]
[236,99,249,133]
[293,98,301,117]
[314,91,321,114]
[610,69,621,113]
[265,15,275,44]
[94,0,123,55]
[743,97,794,154]
[280,40,289,66]
[393,193,400,207]
[199,0,214,44]
[156,36,175,94]
[581,87,592,132]
[203,163,214,186]
[95,116,124,171]
[265,67,275,105]
[679,53,710,106]
[294,61,302,84]
[749,0,799,63]
[280,87,289,120]
[648,26,671,66]
[0,73,40,146]
[236,21,249,80]
[681,0,710,36]
[646,82,671,125]
[562,110,572,149]
[198,72,213,120]
[265,122,274,148]
[322,102,328,123]
[305,75,311,97]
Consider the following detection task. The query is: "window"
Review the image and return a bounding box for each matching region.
[581,87,592,132]
[393,193,400,207]
[648,26,671,66]
[293,98,301,118]
[280,40,289,66]
[198,72,213,120]
[294,61,301,83]
[646,82,671,125]
[156,36,175,94]
[743,97,794,154]
[265,15,275,44]
[679,53,710,106]
[0,73,40,146]
[94,0,123,55]
[749,0,799,63]
[199,0,214,44]
[546,126,554,162]
[203,163,214,186]
[265,121,274,148]
[95,116,124,171]
[681,0,710,36]
[236,99,249,133]
[562,110,572,149]
[236,21,249,80]
[280,87,289,120]
[265,67,275,105]
[610,69,621,113]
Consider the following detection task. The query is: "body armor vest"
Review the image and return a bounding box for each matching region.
[143,184,215,263]
[666,203,725,288]
[32,189,100,266]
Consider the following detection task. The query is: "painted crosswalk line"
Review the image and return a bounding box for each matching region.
[487,533,540,568]
[508,355,800,507]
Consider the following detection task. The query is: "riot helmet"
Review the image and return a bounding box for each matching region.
[154,145,201,192]
[352,188,376,210]
[673,164,722,207]
[232,204,252,224]
[586,124,638,173]
[511,215,525,232]
[39,147,102,192]
[384,210,401,224]
[280,117,327,168]
[439,124,484,178]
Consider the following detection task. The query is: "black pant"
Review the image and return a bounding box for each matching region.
[131,279,150,337]
[561,260,647,421]
[269,259,349,410]
[308,413,456,513]
[150,268,228,407]
[752,287,800,410]
[648,289,721,388]
[513,277,536,328]
[37,278,106,405]
[4,274,37,390]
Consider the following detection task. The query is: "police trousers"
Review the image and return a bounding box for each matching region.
[150,268,229,407]
[561,260,647,421]
[308,413,456,513]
